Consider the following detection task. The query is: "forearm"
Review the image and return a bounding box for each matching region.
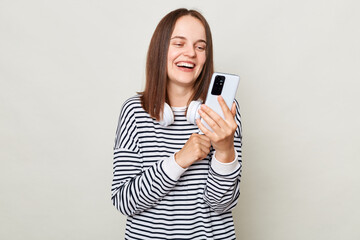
[203,149,242,213]
[214,145,236,163]
[112,152,183,216]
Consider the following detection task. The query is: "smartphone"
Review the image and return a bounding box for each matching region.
[200,72,240,132]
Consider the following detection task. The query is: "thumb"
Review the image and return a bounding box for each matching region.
[231,102,236,117]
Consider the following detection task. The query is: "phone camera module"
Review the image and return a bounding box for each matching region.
[211,75,225,95]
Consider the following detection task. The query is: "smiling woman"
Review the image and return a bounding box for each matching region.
[111,8,242,240]
[166,16,207,99]
[140,9,214,120]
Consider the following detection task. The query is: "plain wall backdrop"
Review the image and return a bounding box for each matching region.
[1,0,359,239]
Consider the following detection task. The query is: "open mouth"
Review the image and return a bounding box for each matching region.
[176,62,195,70]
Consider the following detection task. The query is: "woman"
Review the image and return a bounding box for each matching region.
[111,8,242,240]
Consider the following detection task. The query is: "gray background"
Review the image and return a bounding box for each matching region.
[1,0,359,239]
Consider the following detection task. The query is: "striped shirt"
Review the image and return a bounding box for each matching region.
[111,95,242,240]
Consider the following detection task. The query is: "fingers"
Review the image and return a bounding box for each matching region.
[196,118,216,139]
[198,96,234,126]
[196,98,238,148]
[198,97,237,131]
[188,134,211,161]
[198,107,221,132]
[175,134,211,168]
[191,133,211,148]
[231,102,236,117]
[217,96,235,120]
[200,103,224,125]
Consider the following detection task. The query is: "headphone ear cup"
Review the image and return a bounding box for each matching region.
[186,100,202,124]
[159,103,174,126]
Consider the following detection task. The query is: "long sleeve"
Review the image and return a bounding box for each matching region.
[111,99,181,216]
[111,96,240,239]
[203,99,243,213]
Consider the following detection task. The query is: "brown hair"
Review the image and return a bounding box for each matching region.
[139,8,214,121]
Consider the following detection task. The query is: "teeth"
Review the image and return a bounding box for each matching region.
[176,62,194,68]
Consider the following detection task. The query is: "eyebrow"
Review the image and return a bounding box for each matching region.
[170,36,207,44]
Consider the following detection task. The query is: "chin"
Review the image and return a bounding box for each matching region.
[176,78,196,86]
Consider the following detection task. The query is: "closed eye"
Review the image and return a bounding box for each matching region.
[195,44,206,51]
[171,41,185,47]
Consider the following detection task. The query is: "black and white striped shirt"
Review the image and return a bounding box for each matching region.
[111,95,242,239]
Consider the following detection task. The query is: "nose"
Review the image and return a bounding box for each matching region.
[183,45,196,57]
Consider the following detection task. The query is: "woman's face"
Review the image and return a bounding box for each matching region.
[167,15,207,89]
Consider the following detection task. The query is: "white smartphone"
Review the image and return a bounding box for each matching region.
[200,72,240,132]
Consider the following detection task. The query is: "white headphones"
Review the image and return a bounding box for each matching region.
[159,100,202,126]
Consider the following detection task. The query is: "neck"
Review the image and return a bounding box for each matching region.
[167,82,194,107]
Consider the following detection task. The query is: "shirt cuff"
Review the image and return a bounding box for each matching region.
[211,151,240,175]
[162,153,187,181]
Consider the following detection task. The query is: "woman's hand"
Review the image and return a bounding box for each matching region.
[196,96,237,163]
[175,133,211,168]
